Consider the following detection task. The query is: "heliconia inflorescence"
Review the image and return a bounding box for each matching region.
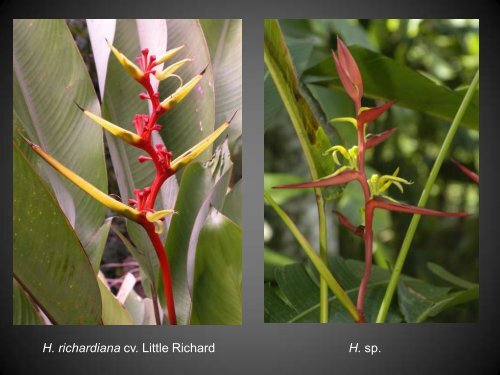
[21,41,234,325]
[274,36,469,322]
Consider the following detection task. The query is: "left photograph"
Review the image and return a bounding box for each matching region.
[13,19,242,325]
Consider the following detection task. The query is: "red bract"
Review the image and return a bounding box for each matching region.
[451,158,480,184]
[358,100,395,123]
[332,36,363,111]
[273,169,361,189]
[365,128,397,149]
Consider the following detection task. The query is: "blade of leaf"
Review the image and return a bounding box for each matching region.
[200,19,242,148]
[190,211,242,325]
[221,179,242,225]
[164,142,233,324]
[98,278,133,325]
[305,46,479,130]
[264,19,337,199]
[86,19,116,98]
[14,144,102,325]
[13,279,43,325]
[13,19,108,255]
[427,262,477,290]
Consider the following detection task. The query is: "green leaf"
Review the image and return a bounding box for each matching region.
[98,279,133,325]
[221,180,242,225]
[264,173,309,205]
[200,19,242,147]
[427,262,477,289]
[264,248,296,281]
[13,19,108,256]
[158,19,216,163]
[165,143,233,324]
[264,34,317,130]
[265,256,463,323]
[86,218,113,272]
[264,19,337,198]
[14,145,102,325]
[305,46,479,130]
[13,279,43,325]
[190,212,242,325]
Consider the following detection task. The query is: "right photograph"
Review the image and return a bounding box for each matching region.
[264,19,479,323]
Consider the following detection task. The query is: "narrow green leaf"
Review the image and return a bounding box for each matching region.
[427,262,477,289]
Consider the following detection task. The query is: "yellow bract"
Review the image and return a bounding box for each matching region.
[169,121,229,174]
[21,136,141,222]
[159,72,204,112]
[107,40,144,80]
[154,45,185,65]
[155,59,192,81]
[83,110,142,145]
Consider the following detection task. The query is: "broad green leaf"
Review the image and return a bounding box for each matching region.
[13,279,43,325]
[165,143,233,324]
[304,46,479,130]
[221,180,242,225]
[264,19,337,199]
[13,19,108,256]
[200,19,242,147]
[98,279,133,325]
[14,145,102,325]
[190,212,242,325]
[158,19,216,163]
[264,173,309,205]
[427,262,477,289]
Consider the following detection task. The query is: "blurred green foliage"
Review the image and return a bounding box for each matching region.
[264,19,479,322]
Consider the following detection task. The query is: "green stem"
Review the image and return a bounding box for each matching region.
[265,191,361,322]
[376,70,479,323]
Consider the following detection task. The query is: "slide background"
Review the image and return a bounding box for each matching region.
[1,1,499,373]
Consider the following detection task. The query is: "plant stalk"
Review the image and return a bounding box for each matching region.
[376,70,479,323]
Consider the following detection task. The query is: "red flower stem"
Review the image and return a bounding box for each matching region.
[140,218,177,325]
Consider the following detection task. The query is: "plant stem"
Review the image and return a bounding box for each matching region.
[265,191,361,322]
[142,220,177,325]
[376,70,479,323]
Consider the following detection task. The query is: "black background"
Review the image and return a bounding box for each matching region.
[1,1,499,374]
